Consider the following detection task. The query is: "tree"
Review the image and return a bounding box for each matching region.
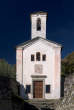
[0,59,16,78]
[61,52,74,76]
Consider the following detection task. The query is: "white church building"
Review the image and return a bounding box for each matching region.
[16,12,62,99]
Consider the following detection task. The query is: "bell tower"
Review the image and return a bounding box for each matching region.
[31,12,47,39]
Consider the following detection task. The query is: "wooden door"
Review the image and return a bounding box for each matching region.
[33,81,43,98]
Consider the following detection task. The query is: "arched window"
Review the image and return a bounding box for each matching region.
[36,52,40,61]
[37,18,41,31]
[42,54,46,61]
[31,54,34,61]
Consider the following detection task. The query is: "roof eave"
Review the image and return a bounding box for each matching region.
[16,37,62,49]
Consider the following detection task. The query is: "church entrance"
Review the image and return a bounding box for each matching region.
[33,81,43,98]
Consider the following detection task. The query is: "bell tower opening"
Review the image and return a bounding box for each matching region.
[37,18,41,31]
[31,11,47,39]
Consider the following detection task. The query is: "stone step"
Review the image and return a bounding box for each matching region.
[25,100,58,110]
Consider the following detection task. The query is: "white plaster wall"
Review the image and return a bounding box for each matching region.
[53,48,61,99]
[21,40,61,99]
[31,14,47,39]
[16,49,23,84]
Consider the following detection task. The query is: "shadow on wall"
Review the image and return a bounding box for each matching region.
[61,76,65,97]
[19,84,29,99]
[18,76,65,100]
[18,77,65,100]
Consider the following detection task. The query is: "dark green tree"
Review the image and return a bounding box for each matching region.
[0,59,16,78]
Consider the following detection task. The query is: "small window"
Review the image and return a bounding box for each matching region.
[26,85,31,93]
[36,52,40,61]
[31,54,34,61]
[46,85,51,93]
[42,54,46,61]
[37,18,41,31]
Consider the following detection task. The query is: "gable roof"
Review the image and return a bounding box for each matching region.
[30,11,48,19]
[16,37,62,49]
[31,11,47,15]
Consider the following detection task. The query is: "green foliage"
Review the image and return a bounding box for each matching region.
[61,62,65,76]
[61,52,74,76]
[0,59,16,78]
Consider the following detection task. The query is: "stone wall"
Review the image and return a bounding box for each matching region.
[56,74,74,110]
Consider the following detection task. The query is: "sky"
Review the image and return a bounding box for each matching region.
[0,0,74,64]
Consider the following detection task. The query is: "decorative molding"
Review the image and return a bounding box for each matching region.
[31,75,47,78]
[35,64,43,73]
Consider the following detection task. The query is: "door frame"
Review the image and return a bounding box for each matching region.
[32,78,45,99]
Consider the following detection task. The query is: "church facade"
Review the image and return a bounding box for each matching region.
[16,12,62,99]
